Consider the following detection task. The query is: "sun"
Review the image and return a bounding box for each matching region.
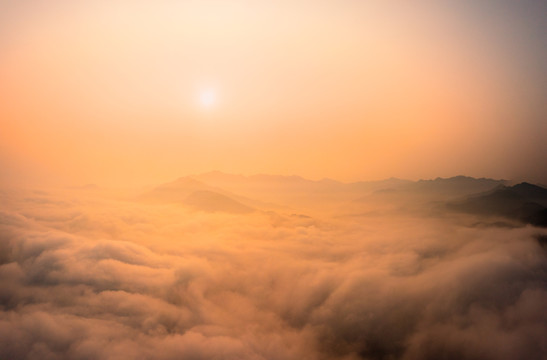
[199,89,217,108]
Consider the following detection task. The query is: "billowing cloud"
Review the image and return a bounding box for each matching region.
[0,187,546,359]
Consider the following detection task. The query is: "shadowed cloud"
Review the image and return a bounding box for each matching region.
[0,177,546,359]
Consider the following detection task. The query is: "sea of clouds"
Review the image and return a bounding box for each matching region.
[1,188,546,359]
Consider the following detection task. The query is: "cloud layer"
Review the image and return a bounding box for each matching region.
[1,188,546,359]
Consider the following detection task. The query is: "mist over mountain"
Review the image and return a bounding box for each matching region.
[2,0,546,357]
[402,175,509,198]
[184,191,254,214]
[141,173,544,226]
[140,176,277,213]
[190,171,413,211]
[1,173,546,359]
[139,177,224,202]
[448,182,547,227]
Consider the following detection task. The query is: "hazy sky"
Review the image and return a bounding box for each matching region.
[1,0,546,187]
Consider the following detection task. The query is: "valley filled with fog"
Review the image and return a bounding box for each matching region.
[1,173,546,359]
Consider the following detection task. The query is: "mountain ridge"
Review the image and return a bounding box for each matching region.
[448,182,547,226]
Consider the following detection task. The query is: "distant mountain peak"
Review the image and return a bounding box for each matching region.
[184,191,254,214]
[513,182,545,190]
[509,182,547,200]
[448,181,547,227]
[422,175,504,183]
[164,177,208,188]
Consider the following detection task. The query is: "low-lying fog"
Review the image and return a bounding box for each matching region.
[1,175,546,359]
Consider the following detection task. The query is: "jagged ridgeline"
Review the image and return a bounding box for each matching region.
[138,172,546,227]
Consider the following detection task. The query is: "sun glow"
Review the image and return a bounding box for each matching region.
[199,89,217,108]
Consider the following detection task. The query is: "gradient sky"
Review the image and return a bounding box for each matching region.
[1,0,546,187]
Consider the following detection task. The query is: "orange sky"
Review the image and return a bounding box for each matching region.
[1,0,546,187]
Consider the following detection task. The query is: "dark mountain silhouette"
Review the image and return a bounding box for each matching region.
[448,183,547,227]
[142,173,532,222]
[510,182,547,205]
[357,176,507,202]
[345,176,508,216]
[401,176,508,198]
